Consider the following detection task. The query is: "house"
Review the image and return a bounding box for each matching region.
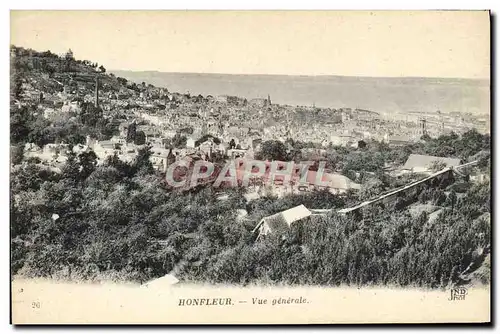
[386,135,414,146]
[36,143,70,162]
[330,134,355,147]
[186,138,196,149]
[163,130,177,138]
[72,144,91,154]
[205,121,219,136]
[85,135,97,148]
[138,125,162,139]
[24,143,41,153]
[110,136,126,145]
[119,122,130,137]
[227,148,247,159]
[217,143,228,155]
[252,204,312,238]
[302,170,361,194]
[149,147,171,172]
[227,126,247,139]
[43,143,60,155]
[22,143,42,161]
[198,139,216,155]
[148,137,168,148]
[61,101,80,113]
[469,171,490,184]
[231,160,360,193]
[402,154,461,174]
[93,140,117,161]
[252,138,263,151]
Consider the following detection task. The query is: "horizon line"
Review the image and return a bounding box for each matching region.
[10,45,489,82]
[109,69,490,82]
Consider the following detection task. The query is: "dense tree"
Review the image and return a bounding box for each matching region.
[80,102,103,127]
[171,133,187,149]
[257,140,288,161]
[10,147,491,287]
[10,105,32,143]
[359,177,386,201]
[134,130,146,145]
[126,122,137,143]
[9,45,491,288]
[133,146,154,175]
[12,76,23,100]
[342,151,385,175]
[429,160,447,172]
[78,151,98,180]
[117,77,128,86]
[11,144,24,165]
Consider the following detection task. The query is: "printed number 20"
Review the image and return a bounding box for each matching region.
[32,302,40,309]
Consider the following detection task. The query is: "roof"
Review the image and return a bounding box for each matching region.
[143,274,179,288]
[97,141,115,149]
[228,148,247,153]
[254,205,312,235]
[403,154,461,170]
[198,139,215,147]
[280,204,312,224]
[234,163,359,190]
[24,143,41,151]
[337,167,454,214]
[389,135,413,143]
[305,171,360,190]
[150,148,169,157]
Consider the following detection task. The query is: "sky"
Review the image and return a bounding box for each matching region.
[10,10,490,79]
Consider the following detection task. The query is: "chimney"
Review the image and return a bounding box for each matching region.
[163,157,168,173]
[95,75,99,108]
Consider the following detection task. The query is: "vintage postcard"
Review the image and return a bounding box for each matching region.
[10,10,491,324]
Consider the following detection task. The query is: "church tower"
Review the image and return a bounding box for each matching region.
[419,117,427,136]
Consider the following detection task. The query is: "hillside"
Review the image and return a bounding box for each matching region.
[10,45,491,289]
[10,45,180,148]
[10,46,159,104]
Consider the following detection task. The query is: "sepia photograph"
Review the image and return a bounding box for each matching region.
[9,9,491,324]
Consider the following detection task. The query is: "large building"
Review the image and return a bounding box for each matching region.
[401,154,462,174]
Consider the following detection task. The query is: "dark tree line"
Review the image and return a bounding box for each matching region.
[10,140,490,287]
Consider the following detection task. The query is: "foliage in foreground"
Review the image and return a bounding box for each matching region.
[10,149,490,288]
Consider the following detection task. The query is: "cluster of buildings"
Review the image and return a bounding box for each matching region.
[13,47,490,200]
[19,58,488,159]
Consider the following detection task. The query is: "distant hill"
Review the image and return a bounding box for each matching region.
[10,44,490,116]
[10,45,159,102]
[112,70,490,114]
